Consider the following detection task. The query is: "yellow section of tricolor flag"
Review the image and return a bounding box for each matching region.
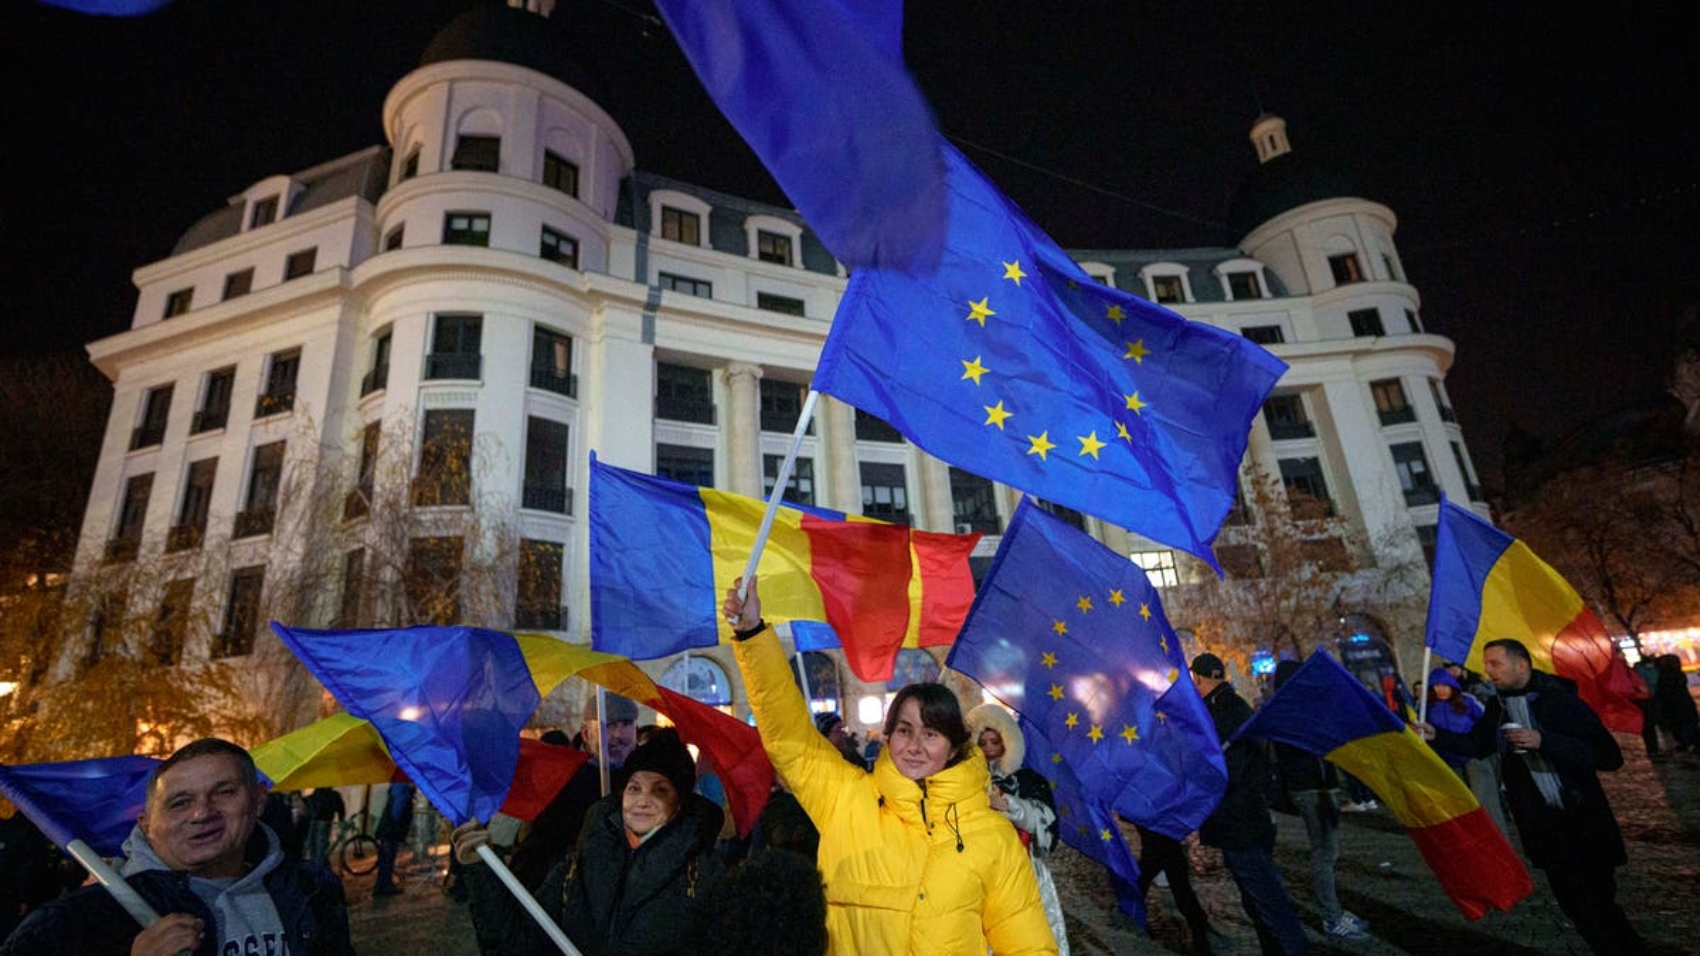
[1327,728,1479,828]
[1466,538,1588,675]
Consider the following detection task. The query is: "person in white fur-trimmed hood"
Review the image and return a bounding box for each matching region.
[966,703,1069,956]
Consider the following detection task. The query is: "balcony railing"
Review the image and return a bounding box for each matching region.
[953,515,1002,536]
[655,397,716,425]
[411,476,471,507]
[515,604,570,631]
[104,536,141,563]
[1377,407,1418,426]
[192,408,229,433]
[425,353,483,381]
[233,508,275,538]
[529,366,577,398]
[165,524,205,552]
[1267,420,1316,440]
[360,364,389,397]
[1402,485,1441,507]
[254,391,295,418]
[760,408,814,433]
[522,484,573,515]
[130,422,167,450]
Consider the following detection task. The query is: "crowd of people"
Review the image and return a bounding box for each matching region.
[1,578,1683,956]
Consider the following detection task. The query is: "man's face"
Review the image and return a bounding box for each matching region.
[588,719,638,766]
[1482,647,1531,692]
[139,754,266,878]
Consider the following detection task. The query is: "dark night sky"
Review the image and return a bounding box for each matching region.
[4,0,1696,487]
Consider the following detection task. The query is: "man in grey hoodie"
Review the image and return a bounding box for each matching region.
[1,738,354,956]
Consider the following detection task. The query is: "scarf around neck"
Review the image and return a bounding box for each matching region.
[1500,694,1565,809]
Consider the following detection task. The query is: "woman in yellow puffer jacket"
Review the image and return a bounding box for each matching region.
[724,577,1058,956]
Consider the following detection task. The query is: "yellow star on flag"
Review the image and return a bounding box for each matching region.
[966,297,996,326]
[983,400,1012,430]
[1167,668,1179,683]
[1051,619,1068,635]
[1087,724,1105,744]
[1047,683,1064,701]
[1077,431,1106,459]
[1041,651,1058,669]
[1051,752,1063,765]
[1002,260,1026,286]
[1116,421,1132,443]
[1124,339,1151,363]
[1076,596,1093,613]
[1140,603,1153,621]
[1026,431,1056,460]
[1160,635,1169,654]
[1100,828,1113,842]
[1108,589,1126,607]
[1156,710,1169,724]
[1065,712,1079,729]
[1123,392,1148,414]
[1120,724,1140,744]
[1105,304,1125,324]
[960,356,989,384]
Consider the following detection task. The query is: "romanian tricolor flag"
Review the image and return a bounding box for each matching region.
[1424,498,1647,733]
[1233,652,1532,920]
[589,453,980,681]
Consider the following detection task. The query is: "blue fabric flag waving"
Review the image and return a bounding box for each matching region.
[271,624,539,826]
[814,144,1286,569]
[649,0,945,272]
[0,756,159,855]
[947,499,1226,841]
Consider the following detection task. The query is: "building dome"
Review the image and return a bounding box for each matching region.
[419,2,611,105]
[1227,114,1364,239]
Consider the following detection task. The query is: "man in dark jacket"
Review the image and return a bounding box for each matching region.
[0,738,352,956]
[1191,654,1309,956]
[1421,639,1647,956]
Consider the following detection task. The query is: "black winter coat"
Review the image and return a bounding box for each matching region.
[0,831,352,956]
[1433,669,1626,869]
[467,791,725,956]
[1198,683,1276,851]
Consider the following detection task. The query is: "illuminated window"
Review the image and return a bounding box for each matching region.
[1131,550,1179,588]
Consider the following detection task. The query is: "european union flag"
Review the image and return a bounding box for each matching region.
[814,144,1286,569]
[1020,717,1147,924]
[947,499,1226,841]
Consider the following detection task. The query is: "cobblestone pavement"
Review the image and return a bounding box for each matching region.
[346,742,1700,956]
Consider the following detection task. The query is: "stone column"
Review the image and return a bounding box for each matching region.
[916,456,953,532]
[722,362,763,497]
[820,395,860,513]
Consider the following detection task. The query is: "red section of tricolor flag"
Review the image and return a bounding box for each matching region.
[656,686,774,838]
[498,738,590,823]
[1552,607,1649,734]
[912,529,981,647]
[1409,807,1535,920]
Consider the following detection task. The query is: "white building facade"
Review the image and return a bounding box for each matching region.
[64,7,1488,731]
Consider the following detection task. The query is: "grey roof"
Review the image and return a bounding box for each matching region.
[617,171,841,277]
[1065,246,1293,301]
[171,147,392,256]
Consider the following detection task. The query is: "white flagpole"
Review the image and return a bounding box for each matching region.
[65,839,159,928]
[732,389,821,607]
[476,844,584,956]
[1418,646,1434,725]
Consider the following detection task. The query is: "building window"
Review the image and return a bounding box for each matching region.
[255,348,299,417]
[1390,441,1439,506]
[451,135,500,173]
[1328,252,1364,285]
[1451,442,1482,501]
[540,226,579,268]
[1150,274,1185,304]
[860,462,910,524]
[655,363,715,424]
[383,225,405,252]
[132,384,173,450]
[151,578,194,666]
[756,230,793,265]
[361,329,391,397]
[401,148,420,182]
[107,473,152,562]
[542,150,578,197]
[161,287,194,319]
[660,205,701,246]
[523,416,571,514]
[655,444,714,486]
[250,196,279,228]
[194,367,235,433]
[855,410,904,443]
[1430,380,1456,422]
[169,457,217,552]
[1034,498,1087,531]
[414,409,474,507]
[337,549,366,627]
[1225,271,1262,300]
[215,566,265,658]
[759,379,810,433]
[1405,309,1424,333]
[235,441,285,537]
[886,648,939,692]
[1348,308,1384,337]
[530,327,575,397]
[661,655,734,707]
[1262,393,1314,439]
[795,650,843,711]
[284,248,316,281]
[223,268,253,300]
[407,537,464,625]
[1370,379,1416,425]
[756,292,806,316]
[1278,457,1332,518]
[344,422,380,520]
[764,454,815,506]
[950,467,1000,535]
[1417,524,1438,572]
[658,272,712,298]
[426,314,483,380]
[443,212,491,247]
[1131,550,1179,588]
[1242,325,1285,345]
[83,589,129,668]
[515,539,565,629]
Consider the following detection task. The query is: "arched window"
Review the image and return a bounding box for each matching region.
[886,648,941,690]
[660,654,733,708]
[789,650,841,714]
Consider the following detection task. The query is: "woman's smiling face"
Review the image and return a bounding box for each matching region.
[889,699,952,780]
[621,770,681,836]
